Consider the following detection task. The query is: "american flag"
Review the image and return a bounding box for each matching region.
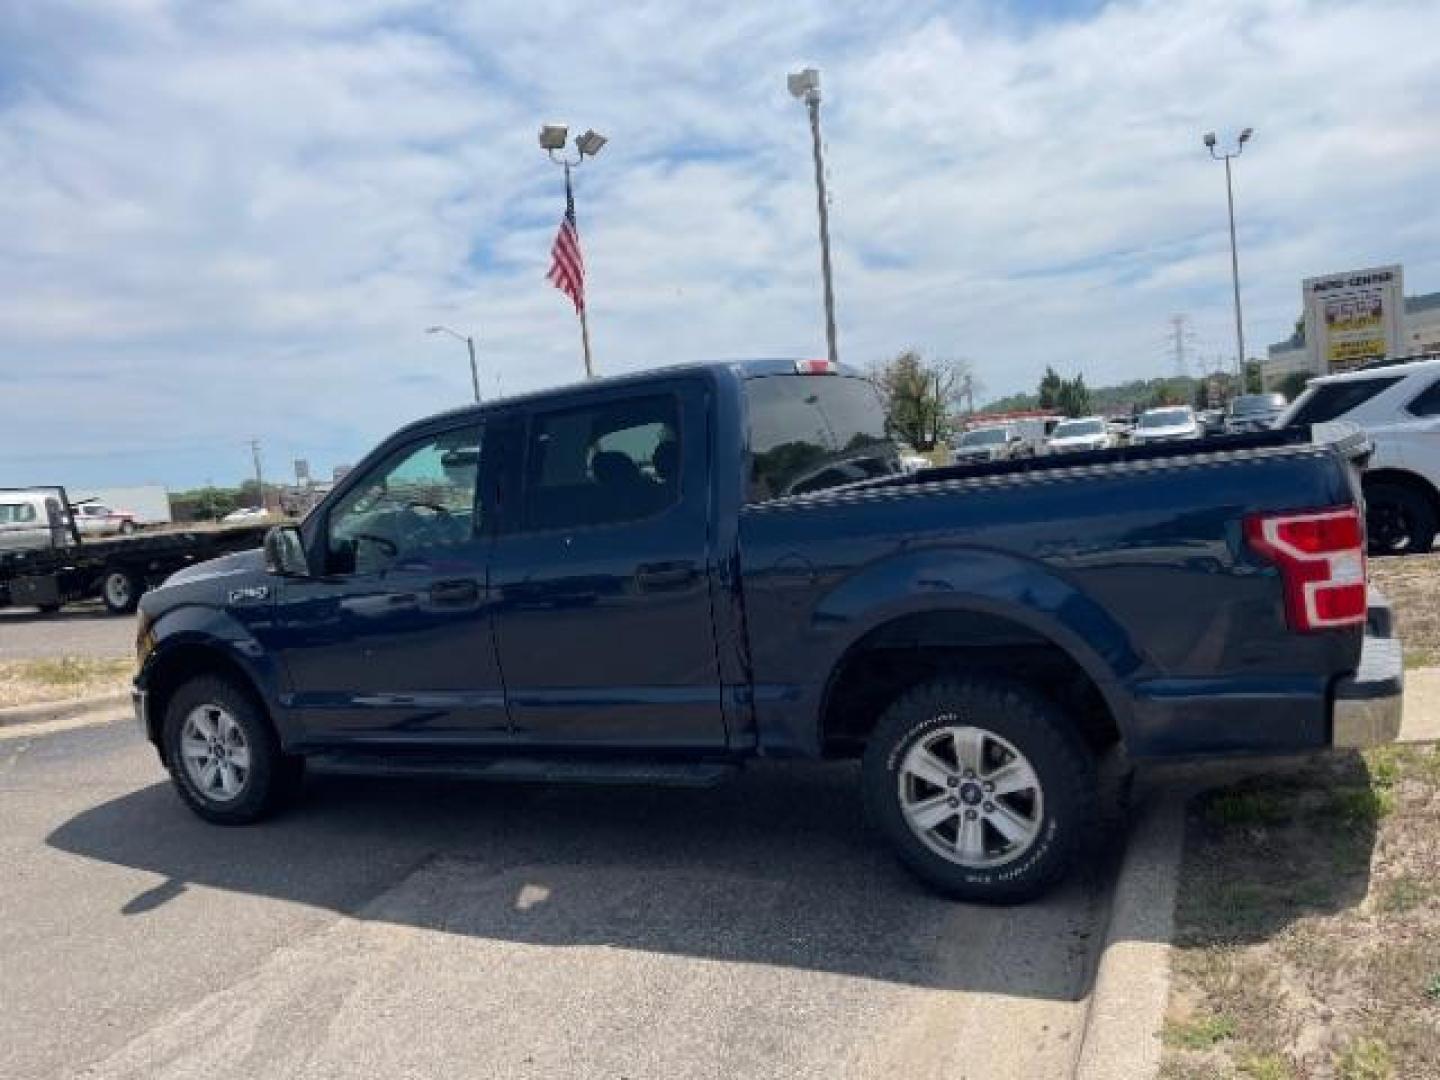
[547,173,585,313]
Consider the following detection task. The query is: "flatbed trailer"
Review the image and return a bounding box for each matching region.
[0,487,270,616]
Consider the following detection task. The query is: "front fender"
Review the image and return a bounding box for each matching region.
[137,603,290,742]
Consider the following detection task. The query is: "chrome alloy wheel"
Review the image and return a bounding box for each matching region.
[897,723,1044,868]
[103,571,132,611]
[179,703,251,803]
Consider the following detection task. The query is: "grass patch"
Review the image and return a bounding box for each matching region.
[0,657,132,709]
[1163,1013,1236,1050]
[1376,876,1433,915]
[1239,1054,1294,1080]
[1336,1036,1394,1080]
[1203,789,1290,827]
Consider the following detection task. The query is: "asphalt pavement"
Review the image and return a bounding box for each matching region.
[2,712,1123,1080]
[0,604,136,659]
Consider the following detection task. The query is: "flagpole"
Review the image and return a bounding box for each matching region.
[567,162,596,379]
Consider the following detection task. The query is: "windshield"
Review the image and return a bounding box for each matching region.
[745,375,900,501]
[959,428,1007,446]
[1139,408,1191,429]
[1231,394,1285,415]
[1052,420,1103,438]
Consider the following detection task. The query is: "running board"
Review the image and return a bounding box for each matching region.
[306,752,741,788]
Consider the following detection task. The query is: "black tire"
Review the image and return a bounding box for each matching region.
[1365,481,1437,556]
[118,520,136,535]
[35,602,62,614]
[161,675,303,825]
[862,675,1098,905]
[100,566,142,614]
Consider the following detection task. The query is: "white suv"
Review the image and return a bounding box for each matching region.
[1279,356,1440,555]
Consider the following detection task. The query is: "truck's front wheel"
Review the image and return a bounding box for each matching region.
[161,675,303,825]
[862,675,1097,904]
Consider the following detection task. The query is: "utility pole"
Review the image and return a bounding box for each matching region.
[248,439,264,511]
[789,68,839,367]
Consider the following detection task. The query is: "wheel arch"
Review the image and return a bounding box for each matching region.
[139,640,276,748]
[818,604,1129,758]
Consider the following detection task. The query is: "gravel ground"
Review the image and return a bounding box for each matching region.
[1370,552,1440,668]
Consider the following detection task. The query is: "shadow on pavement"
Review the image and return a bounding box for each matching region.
[49,760,1119,1000]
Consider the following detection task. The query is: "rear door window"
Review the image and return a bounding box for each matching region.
[522,394,681,532]
[1286,376,1403,426]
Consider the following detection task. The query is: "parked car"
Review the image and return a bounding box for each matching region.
[1197,409,1226,436]
[951,424,1019,464]
[1279,355,1440,554]
[894,442,932,474]
[222,507,271,523]
[1046,416,1113,454]
[1225,393,1288,434]
[71,502,139,537]
[1129,406,1200,445]
[133,358,1401,905]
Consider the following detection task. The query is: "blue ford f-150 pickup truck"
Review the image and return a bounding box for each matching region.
[133,359,1404,902]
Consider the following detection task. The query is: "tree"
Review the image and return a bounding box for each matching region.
[1194,379,1211,410]
[1243,360,1263,394]
[1056,374,1092,417]
[873,350,967,451]
[1037,366,1063,410]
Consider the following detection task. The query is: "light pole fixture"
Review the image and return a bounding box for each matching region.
[539,123,607,378]
[788,67,839,368]
[1205,127,1254,384]
[426,325,481,403]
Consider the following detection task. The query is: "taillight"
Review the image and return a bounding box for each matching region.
[1244,506,1366,632]
[793,358,837,374]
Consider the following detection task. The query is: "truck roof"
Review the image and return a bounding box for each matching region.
[411,357,858,427]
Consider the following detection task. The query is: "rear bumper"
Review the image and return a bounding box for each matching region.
[1331,597,1404,748]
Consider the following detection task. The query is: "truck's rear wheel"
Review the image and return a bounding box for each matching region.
[862,674,1097,904]
[1365,481,1437,556]
[161,675,302,825]
[101,567,141,614]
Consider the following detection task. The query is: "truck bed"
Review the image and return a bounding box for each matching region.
[875,424,1367,493]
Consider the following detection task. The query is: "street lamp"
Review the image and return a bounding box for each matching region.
[425,325,481,403]
[1205,127,1255,385]
[788,67,839,367]
[540,123,607,378]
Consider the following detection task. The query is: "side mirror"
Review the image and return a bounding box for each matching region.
[263,526,309,577]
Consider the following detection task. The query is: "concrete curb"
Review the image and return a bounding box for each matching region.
[0,691,130,728]
[1073,780,1188,1080]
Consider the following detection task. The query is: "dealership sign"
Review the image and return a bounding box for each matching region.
[1303,264,1404,373]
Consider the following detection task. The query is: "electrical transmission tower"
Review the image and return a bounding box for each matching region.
[1167,314,1196,378]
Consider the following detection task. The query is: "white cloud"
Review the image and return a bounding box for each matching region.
[1,0,1438,486]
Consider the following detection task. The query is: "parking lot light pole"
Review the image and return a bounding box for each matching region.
[425,325,481,403]
[539,124,607,379]
[1204,128,1253,384]
[788,67,838,368]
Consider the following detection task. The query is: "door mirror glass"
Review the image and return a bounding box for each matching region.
[263,526,310,577]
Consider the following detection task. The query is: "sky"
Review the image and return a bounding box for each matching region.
[2,0,1439,490]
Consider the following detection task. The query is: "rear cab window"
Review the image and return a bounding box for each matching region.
[744,374,900,502]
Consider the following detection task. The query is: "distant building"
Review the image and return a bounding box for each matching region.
[1265,290,1440,386]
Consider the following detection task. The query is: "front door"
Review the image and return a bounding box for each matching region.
[488,381,726,748]
[269,421,507,743]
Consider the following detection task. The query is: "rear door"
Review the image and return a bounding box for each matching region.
[487,378,725,748]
